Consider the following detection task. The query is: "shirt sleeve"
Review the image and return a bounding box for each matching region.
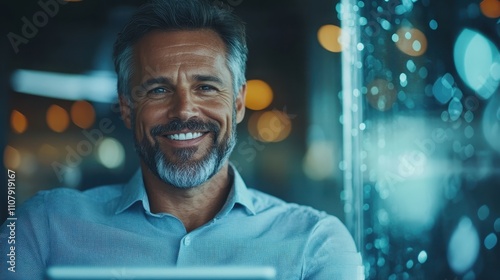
[302,216,364,280]
[0,191,50,280]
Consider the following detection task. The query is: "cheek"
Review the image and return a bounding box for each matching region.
[203,99,233,123]
[134,103,168,140]
[210,102,237,140]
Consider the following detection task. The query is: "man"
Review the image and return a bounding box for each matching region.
[1,0,362,279]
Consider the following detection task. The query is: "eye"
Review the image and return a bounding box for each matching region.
[147,87,168,95]
[198,85,218,93]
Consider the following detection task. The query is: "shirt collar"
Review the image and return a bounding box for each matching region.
[115,170,151,215]
[115,165,256,216]
[221,164,256,216]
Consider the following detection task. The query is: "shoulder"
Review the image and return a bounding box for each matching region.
[249,188,329,219]
[33,184,122,202]
[19,184,124,215]
[247,188,360,258]
[248,188,348,233]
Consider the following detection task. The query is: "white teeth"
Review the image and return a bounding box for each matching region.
[167,132,203,141]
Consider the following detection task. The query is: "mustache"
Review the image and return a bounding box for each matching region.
[150,118,220,137]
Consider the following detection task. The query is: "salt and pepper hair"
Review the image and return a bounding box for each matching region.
[112,0,248,101]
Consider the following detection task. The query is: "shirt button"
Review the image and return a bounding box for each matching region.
[183,236,191,246]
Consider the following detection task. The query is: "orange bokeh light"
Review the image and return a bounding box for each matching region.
[46,105,70,133]
[480,0,500,18]
[256,110,292,142]
[71,100,96,129]
[366,79,397,111]
[245,80,274,111]
[4,146,21,170]
[318,24,343,53]
[395,27,428,57]
[10,110,28,134]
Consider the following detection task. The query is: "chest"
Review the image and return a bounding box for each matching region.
[47,216,308,279]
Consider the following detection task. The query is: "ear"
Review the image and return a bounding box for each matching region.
[119,95,132,129]
[235,83,247,123]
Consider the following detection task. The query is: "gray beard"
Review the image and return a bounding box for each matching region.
[133,109,237,189]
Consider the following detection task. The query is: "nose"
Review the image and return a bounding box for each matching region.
[167,88,198,121]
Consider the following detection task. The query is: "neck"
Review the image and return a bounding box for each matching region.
[141,162,231,232]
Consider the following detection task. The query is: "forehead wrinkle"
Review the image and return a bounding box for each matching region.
[139,54,228,79]
[155,42,223,53]
[137,50,227,72]
[139,67,228,89]
[156,52,224,63]
[132,30,233,89]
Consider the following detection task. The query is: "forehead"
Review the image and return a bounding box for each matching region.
[133,29,228,71]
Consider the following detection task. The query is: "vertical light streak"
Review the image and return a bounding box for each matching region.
[340,0,364,252]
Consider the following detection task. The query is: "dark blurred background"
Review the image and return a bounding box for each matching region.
[1,0,344,211]
[1,0,499,279]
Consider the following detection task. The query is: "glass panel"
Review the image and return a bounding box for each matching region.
[341,0,500,278]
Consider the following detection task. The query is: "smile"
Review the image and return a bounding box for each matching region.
[166,132,204,141]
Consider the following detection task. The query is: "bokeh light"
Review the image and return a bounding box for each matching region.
[247,111,263,139]
[62,166,82,188]
[448,97,463,121]
[46,104,70,133]
[257,111,292,142]
[395,27,427,56]
[417,251,428,264]
[432,73,456,104]
[318,24,342,53]
[447,217,480,274]
[71,100,96,129]
[453,28,499,100]
[495,218,500,232]
[477,205,490,220]
[245,80,274,110]
[10,110,28,134]
[97,137,125,169]
[18,152,37,175]
[482,93,500,153]
[4,146,21,170]
[484,233,498,250]
[366,79,397,111]
[38,144,59,165]
[302,141,335,180]
[248,110,292,142]
[480,0,500,18]
[385,179,441,234]
[429,19,438,30]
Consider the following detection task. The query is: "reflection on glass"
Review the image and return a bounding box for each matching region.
[340,0,500,278]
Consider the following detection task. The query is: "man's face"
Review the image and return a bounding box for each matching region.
[120,29,246,188]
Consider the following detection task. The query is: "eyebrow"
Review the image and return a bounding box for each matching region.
[193,74,224,86]
[138,75,224,90]
[139,77,173,90]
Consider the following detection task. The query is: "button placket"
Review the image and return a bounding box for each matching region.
[183,235,191,246]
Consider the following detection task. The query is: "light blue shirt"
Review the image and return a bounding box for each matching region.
[1,167,362,279]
